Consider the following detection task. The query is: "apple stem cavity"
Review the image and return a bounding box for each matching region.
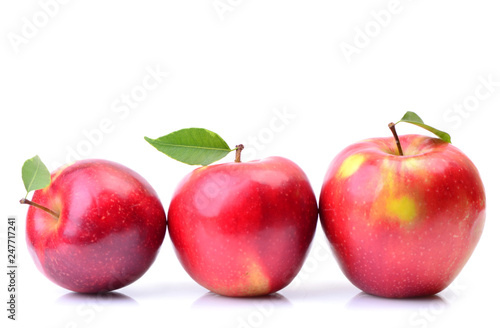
[235,144,244,163]
[20,198,60,220]
[388,122,404,156]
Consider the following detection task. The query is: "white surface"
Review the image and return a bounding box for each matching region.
[1,1,499,327]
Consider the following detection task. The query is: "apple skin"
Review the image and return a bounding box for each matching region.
[26,159,167,293]
[168,156,318,297]
[319,134,486,298]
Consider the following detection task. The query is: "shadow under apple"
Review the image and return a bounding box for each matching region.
[191,291,292,309]
[56,291,139,306]
[346,291,447,311]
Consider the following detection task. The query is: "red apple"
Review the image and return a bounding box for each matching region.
[168,156,318,297]
[25,159,167,293]
[319,134,486,298]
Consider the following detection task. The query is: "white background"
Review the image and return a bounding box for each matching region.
[1,1,500,327]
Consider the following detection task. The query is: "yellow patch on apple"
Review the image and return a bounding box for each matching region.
[210,260,271,297]
[402,157,420,171]
[338,154,365,179]
[386,196,417,222]
[240,261,271,296]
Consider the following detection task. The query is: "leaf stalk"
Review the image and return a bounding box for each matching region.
[388,122,404,156]
[19,198,60,219]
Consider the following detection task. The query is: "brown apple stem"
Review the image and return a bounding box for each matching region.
[388,122,404,156]
[235,144,244,163]
[19,198,60,219]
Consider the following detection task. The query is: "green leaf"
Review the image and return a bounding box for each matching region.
[22,155,51,196]
[145,128,233,166]
[397,111,451,143]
